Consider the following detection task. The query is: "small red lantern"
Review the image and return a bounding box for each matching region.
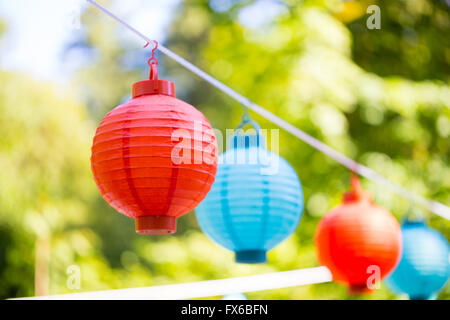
[91,44,218,235]
[315,174,402,293]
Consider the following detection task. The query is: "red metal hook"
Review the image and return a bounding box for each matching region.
[144,40,158,80]
[350,172,362,195]
[343,172,372,203]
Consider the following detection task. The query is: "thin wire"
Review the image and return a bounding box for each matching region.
[13,266,332,300]
[86,0,450,220]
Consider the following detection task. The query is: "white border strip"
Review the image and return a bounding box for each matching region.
[14,266,332,300]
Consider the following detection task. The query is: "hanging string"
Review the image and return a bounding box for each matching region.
[86,0,450,220]
[146,40,159,80]
[237,101,253,128]
[404,206,425,222]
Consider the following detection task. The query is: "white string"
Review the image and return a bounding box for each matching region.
[13,266,332,300]
[86,0,450,220]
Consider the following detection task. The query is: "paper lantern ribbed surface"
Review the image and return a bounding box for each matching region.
[195,131,304,263]
[315,176,402,292]
[386,220,449,300]
[91,63,218,235]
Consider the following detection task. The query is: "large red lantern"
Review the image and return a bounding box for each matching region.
[91,47,218,235]
[315,175,402,293]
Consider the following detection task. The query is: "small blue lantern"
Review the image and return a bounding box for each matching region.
[196,120,304,264]
[386,219,449,300]
[222,293,247,300]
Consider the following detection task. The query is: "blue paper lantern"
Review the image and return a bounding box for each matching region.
[222,293,247,300]
[196,125,304,264]
[386,220,449,300]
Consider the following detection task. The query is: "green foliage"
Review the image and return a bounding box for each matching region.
[348,0,450,81]
[0,0,449,300]
[0,71,97,297]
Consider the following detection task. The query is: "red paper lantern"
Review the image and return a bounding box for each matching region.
[91,55,218,235]
[315,175,402,293]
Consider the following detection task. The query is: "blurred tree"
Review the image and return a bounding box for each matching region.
[0,69,96,297]
[341,0,450,81]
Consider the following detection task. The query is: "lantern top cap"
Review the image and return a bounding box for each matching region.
[402,219,427,227]
[231,133,262,149]
[132,79,176,98]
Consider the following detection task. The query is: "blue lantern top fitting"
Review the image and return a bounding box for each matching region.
[196,119,304,264]
[386,218,450,300]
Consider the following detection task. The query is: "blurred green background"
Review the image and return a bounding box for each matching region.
[0,0,449,299]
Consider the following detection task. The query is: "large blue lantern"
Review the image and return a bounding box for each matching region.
[195,120,304,263]
[386,219,449,300]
